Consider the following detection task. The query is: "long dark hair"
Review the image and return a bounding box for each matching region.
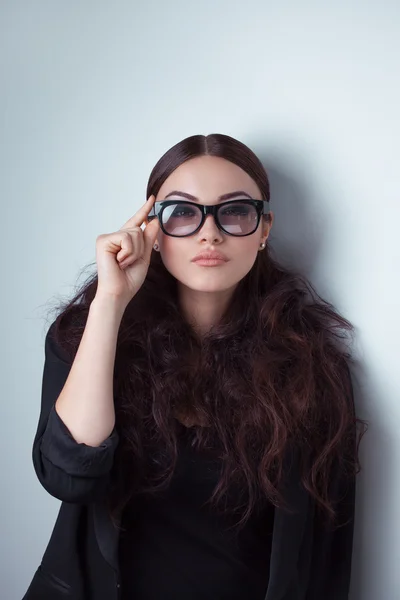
[47,133,367,529]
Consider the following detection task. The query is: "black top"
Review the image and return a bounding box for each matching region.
[118,422,274,599]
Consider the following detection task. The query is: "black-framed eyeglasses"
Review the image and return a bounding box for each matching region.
[148,199,270,238]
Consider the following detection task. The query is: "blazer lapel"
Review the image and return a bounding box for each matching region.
[264,445,310,600]
[93,501,121,573]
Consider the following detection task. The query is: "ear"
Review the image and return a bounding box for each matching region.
[262,211,274,239]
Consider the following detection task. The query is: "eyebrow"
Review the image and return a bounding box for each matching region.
[163,190,254,202]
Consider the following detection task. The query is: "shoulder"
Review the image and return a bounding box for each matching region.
[44,319,73,365]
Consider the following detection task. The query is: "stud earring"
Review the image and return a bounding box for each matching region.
[259,242,266,250]
[153,244,159,251]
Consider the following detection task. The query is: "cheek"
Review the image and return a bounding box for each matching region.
[237,242,261,272]
[158,237,187,271]
[233,236,261,260]
[241,238,261,254]
[159,235,182,254]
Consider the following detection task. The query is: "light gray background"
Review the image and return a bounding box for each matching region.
[1,1,399,599]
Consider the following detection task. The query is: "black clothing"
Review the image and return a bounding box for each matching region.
[118,423,274,599]
[22,322,357,600]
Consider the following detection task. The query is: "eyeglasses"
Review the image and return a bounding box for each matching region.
[147,199,270,237]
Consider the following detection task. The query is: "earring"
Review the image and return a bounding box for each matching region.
[259,242,266,250]
[153,244,159,251]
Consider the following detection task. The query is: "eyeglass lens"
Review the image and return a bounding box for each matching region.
[161,202,259,236]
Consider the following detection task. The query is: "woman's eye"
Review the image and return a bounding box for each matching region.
[222,206,249,216]
[173,208,195,217]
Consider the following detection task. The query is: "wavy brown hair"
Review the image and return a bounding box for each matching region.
[47,133,367,529]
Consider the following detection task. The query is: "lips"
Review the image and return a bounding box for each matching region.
[191,252,228,262]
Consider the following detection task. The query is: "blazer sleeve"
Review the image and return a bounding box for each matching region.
[305,366,357,599]
[32,321,119,504]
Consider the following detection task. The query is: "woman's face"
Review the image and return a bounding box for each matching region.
[153,155,274,296]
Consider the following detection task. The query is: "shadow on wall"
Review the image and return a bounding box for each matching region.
[259,157,394,600]
[258,158,323,278]
[348,366,394,600]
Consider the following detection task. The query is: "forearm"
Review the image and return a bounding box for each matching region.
[55,293,127,447]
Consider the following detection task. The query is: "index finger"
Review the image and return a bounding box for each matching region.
[119,195,157,231]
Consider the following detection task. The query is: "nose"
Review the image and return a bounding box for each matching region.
[196,214,223,243]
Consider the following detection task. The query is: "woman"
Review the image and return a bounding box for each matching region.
[24,133,366,600]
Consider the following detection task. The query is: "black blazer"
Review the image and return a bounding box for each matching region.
[22,324,356,600]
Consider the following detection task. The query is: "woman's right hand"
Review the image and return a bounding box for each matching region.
[95,195,160,307]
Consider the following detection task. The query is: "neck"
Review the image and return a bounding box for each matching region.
[178,284,236,337]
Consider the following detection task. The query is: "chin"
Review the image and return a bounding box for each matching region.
[179,273,240,294]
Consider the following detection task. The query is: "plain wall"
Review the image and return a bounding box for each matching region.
[1,1,399,598]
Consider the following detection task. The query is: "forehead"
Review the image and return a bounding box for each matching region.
[155,155,261,200]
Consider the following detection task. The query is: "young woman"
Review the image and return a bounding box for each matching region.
[24,133,366,600]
